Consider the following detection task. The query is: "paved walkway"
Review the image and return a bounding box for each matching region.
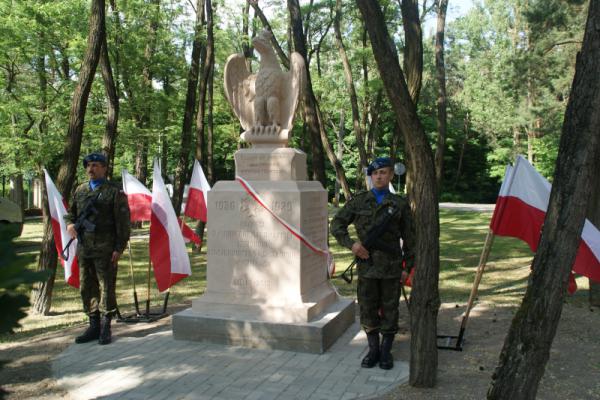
[52,320,409,400]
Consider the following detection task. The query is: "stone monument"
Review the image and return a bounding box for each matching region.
[172,30,355,353]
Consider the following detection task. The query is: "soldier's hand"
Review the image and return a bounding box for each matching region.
[67,224,77,239]
[111,251,121,265]
[351,242,370,260]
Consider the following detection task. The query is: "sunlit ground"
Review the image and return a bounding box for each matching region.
[4,208,591,342]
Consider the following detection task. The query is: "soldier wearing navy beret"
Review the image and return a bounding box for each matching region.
[65,152,130,345]
[331,157,414,370]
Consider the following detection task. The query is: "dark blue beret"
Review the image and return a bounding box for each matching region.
[83,152,107,168]
[367,157,392,176]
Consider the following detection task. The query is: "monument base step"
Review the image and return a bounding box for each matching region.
[172,298,355,354]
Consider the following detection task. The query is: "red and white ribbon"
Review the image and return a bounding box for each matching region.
[236,176,335,276]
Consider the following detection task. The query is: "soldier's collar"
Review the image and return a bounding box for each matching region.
[89,178,106,190]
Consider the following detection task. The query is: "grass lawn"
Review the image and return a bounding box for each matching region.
[3,209,591,342]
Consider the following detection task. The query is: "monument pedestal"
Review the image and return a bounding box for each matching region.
[172,148,355,353]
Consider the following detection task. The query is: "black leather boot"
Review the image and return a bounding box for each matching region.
[98,315,112,345]
[361,331,381,368]
[379,333,395,370]
[75,312,100,343]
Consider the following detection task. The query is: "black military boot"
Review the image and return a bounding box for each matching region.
[379,333,395,370]
[361,331,381,368]
[75,312,100,343]
[98,315,112,345]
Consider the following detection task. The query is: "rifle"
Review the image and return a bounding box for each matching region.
[62,193,100,261]
[340,204,400,283]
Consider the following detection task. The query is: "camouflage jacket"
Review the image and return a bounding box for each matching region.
[330,190,415,279]
[65,180,131,257]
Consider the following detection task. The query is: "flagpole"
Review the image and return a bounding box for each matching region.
[146,256,152,317]
[456,228,496,345]
[127,240,141,316]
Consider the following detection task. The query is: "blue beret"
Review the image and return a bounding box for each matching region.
[367,157,392,176]
[83,152,107,168]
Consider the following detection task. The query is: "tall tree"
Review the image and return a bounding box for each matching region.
[356,0,440,387]
[99,33,119,178]
[174,0,205,215]
[400,0,423,104]
[333,0,368,189]
[288,0,351,199]
[434,0,448,189]
[32,0,106,315]
[287,0,328,187]
[488,1,600,398]
[131,0,160,185]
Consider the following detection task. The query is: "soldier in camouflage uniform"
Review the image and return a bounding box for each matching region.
[65,152,130,345]
[331,157,414,370]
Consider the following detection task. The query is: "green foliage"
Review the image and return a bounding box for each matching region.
[0,224,49,335]
[0,0,586,203]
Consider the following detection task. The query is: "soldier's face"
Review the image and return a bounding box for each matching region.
[86,161,107,180]
[371,167,394,190]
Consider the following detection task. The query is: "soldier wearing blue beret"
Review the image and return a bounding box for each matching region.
[331,157,414,370]
[65,152,130,345]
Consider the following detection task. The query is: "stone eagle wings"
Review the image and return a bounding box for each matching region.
[224,30,305,147]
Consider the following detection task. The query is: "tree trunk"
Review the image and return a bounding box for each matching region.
[131,0,159,185]
[589,167,600,307]
[242,1,253,72]
[366,89,383,161]
[488,2,600,398]
[333,0,368,186]
[400,0,423,104]
[434,0,448,191]
[32,0,105,315]
[9,175,25,213]
[356,0,440,387]
[207,50,215,184]
[31,185,58,315]
[453,114,470,189]
[174,0,205,216]
[250,2,290,69]
[288,0,337,190]
[100,35,119,179]
[333,110,345,208]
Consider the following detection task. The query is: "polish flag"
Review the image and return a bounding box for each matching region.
[122,169,152,222]
[178,217,202,246]
[184,160,211,222]
[490,155,600,288]
[43,169,79,288]
[150,159,191,292]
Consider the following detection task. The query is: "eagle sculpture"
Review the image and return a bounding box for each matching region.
[224,30,306,148]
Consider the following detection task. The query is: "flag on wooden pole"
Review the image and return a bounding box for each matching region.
[184,160,211,222]
[43,169,79,288]
[149,159,192,291]
[490,155,600,286]
[122,169,152,222]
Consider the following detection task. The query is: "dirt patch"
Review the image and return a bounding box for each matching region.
[1,302,598,399]
[386,301,600,400]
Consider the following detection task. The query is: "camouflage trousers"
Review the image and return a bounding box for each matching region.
[357,277,401,334]
[80,254,117,318]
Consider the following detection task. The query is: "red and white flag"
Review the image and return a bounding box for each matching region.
[149,159,191,292]
[184,160,211,222]
[43,169,79,288]
[490,155,600,287]
[178,217,202,246]
[122,169,152,222]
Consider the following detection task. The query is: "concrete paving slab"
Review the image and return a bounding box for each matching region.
[52,321,408,400]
